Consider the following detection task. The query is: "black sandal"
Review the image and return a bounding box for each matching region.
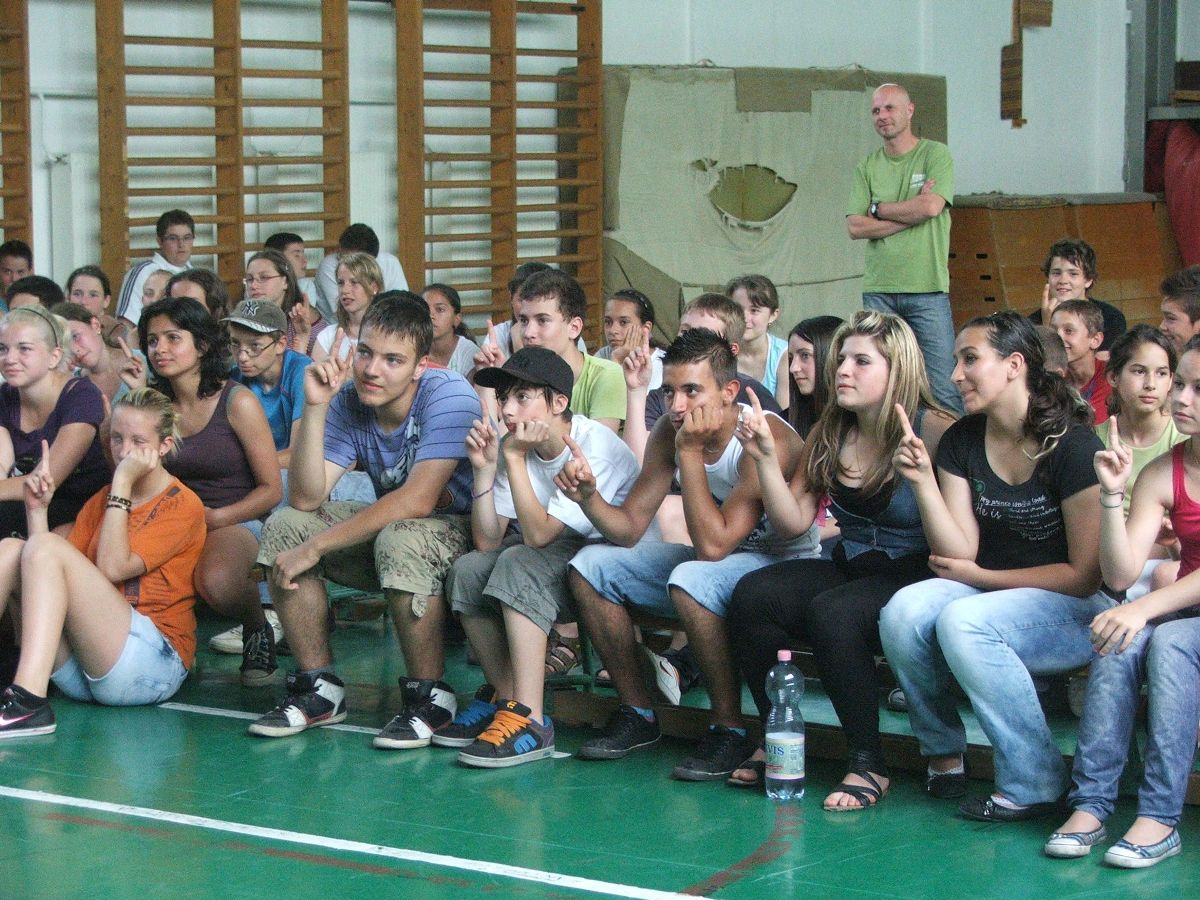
[823,749,889,812]
[726,749,766,790]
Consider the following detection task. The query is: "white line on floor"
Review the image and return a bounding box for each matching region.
[160,702,573,757]
[0,785,702,900]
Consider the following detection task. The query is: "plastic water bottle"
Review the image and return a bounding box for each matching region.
[765,649,805,801]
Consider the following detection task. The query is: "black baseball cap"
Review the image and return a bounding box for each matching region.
[475,346,574,398]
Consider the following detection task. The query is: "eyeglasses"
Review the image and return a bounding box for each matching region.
[161,233,195,245]
[226,337,280,359]
[243,274,285,287]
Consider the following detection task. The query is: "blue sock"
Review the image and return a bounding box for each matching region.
[714,725,747,737]
[631,705,655,722]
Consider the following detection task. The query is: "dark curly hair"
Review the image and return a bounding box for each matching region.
[138,296,229,400]
[962,310,1091,460]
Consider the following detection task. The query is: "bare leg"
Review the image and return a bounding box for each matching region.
[460,612,512,697]
[13,534,133,695]
[502,606,547,720]
[570,569,653,709]
[671,586,740,726]
[1054,810,1104,834]
[196,525,267,630]
[388,590,445,680]
[271,574,332,671]
[0,538,27,621]
[1122,816,1175,845]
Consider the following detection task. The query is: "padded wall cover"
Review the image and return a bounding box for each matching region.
[600,66,948,333]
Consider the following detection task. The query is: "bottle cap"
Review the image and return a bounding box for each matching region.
[776,649,791,662]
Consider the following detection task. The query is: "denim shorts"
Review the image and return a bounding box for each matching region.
[569,538,817,619]
[51,608,188,706]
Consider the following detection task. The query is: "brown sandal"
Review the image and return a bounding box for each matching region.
[544,629,583,677]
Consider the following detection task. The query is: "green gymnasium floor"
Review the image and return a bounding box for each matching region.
[0,613,1197,899]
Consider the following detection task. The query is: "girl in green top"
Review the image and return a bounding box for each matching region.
[1094,325,1185,595]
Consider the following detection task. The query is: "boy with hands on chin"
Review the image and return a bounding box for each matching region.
[440,347,639,767]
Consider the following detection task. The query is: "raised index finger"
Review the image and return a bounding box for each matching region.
[563,433,585,460]
[894,403,916,441]
[116,335,135,360]
[745,386,764,416]
[486,319,500,347]
[1108,416,1121,451]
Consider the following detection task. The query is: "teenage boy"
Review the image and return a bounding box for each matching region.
[440,347,640,767]
[562,329,819,780]
[1029,238,1126,352]
[116,209,195,331]
[0,239,32,293]
[249,294,481,746]
[623,293,780,463]
[1159,265,1200,355]
[1050,299,1110,424]
[313,224,407,323]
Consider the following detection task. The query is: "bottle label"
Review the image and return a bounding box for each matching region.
[765,733,804,780]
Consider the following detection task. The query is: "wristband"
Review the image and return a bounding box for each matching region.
[472,483,494,500]
[1099,488,1125,496]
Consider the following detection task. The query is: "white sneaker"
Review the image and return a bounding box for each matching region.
[210,609,283,655]
[643,645,682,706]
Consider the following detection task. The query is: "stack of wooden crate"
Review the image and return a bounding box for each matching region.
[948,194,1183,329]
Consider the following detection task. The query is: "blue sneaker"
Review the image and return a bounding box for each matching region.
[431,684,499,748]
[457,700,555,768]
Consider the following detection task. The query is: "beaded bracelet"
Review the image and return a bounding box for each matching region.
[105,494,132,512]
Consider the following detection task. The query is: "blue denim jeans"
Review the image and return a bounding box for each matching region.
[863,292,963,414]
[1069,615,1200,826]
[879,578,1115,805]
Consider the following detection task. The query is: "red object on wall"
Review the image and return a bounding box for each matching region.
[1164,121,1200,266]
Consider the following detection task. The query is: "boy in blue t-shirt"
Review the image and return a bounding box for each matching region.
[250,291,482,752]
[225,300,310,466]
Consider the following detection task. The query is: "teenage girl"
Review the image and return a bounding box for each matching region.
[244,248,326,356]
[1043,334,1200,867]
[423,283,479,376]
[596,289,666,390]
[881,310,1109,821]
[313,252,382,361]
[786,315,843,439]
[726,274,788,409]
[728,311,954,807]
[140,296,282,685]
[0,388,205,738]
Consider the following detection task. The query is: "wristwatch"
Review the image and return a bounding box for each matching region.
[869,201,881,219]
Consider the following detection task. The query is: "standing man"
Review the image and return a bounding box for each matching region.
[846,83,961,413]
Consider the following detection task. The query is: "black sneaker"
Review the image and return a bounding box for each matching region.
[457,700,555,768]
[431,684,499,748]
[373,679,457,750]
[247,672,346,737]
[576,704,660,760]
[240,619,279,687]
[0,685,55,739]
[672,725,755,781]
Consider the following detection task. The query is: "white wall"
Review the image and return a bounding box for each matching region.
[605,0,1128,196]
[1181,1,1200,60]
[22,0,1137,282]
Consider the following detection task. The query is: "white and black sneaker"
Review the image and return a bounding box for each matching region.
[247,672,346,737]
[373,678,457,749]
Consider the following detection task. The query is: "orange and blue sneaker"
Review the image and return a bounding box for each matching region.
[457,700,555,768]
[431,683,499,748]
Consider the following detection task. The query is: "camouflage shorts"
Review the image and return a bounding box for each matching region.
[255,501,471,617]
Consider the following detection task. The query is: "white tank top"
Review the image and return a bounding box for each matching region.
[674,404,819,556]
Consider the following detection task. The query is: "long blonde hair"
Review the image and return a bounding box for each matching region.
[801,310,953,497]
[334,252,383,331]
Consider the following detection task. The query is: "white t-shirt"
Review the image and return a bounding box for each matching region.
[115,252,189,325]
[314,250,408,323]
[447,335,479,376]
[594,344,664,390]
[315,326,356,359]
[493,414,639,540]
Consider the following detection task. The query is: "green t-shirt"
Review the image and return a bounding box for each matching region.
[1095,416,1186,515]
[847,139,954,294]
[571,353,626,422]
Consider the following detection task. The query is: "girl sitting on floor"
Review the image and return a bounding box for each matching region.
[1043,334,1200,868]
[0,389,206,737]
